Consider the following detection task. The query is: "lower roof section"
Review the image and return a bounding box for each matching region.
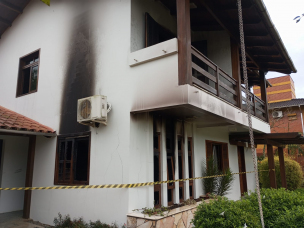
[0,105,56,136]
[230,132,304,147]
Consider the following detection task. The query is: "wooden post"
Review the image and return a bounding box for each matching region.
[267,144,277,189]
[278,147,287,188]
[231,39,242,108]
[215,66,220,96]
[259,70,269,122]
[176,0,192,85]
[23,135,36,219]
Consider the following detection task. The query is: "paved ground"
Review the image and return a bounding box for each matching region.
[0,211,44,228]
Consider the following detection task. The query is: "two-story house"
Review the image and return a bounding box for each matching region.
[0,0,297,226]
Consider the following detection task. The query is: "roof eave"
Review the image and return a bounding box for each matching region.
[253,0,297,74]
[0,128,57,137]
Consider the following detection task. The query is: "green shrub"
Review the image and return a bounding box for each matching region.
[193,188,304,228]
[259,156,303,190]
[273,206,304,227]
[192,197,261,228]
[246,188,304,227]
[53,213,124,228]
[202,158,235,196]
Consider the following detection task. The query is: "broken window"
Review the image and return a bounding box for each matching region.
[16,50,40,97]
[55,133,90,185]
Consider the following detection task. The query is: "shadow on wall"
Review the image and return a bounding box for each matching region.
[60,11,96,134]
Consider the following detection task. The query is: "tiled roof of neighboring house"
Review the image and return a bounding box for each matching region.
[269,99,304,109]
[0,105,55,134]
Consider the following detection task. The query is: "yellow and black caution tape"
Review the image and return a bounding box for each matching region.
[0,169,273,191]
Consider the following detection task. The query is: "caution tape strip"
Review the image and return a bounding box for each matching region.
[0,169,273,191]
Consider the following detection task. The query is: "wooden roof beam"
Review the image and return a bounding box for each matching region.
[196,0,262,71]
[0,0,23,14]
[0,16,11,27]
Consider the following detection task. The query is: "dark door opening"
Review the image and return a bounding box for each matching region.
[238,146,248,195]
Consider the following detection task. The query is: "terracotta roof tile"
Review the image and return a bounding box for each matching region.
[0,105,55,134]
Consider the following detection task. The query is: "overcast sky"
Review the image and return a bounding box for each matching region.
[263,0,304,97]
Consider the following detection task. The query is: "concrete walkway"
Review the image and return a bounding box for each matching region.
[0,211,44,228]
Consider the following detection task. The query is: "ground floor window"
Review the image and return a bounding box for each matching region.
[54,132,90,185]
[206,140,229,171]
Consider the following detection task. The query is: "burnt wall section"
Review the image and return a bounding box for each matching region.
[59,12,96,134]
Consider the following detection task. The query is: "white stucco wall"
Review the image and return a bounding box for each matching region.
[193,30,232,76]
[0,136,29,213]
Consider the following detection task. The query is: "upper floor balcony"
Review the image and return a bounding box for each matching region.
[129,0,296,133]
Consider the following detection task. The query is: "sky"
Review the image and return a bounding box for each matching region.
[263,0,304,98]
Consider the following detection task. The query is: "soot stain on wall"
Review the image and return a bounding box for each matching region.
[59,12,96,134]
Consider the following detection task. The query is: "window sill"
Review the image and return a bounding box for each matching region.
[16,90,37,98]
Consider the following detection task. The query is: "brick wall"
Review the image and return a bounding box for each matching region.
[253,75,296,103]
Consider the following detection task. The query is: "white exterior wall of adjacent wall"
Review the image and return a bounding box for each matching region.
[0,136,28,213]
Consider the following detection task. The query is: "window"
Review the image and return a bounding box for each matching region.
[188,137,194,199]
[16,49,40,97]
[54,133,90,185]
[166,121,175,206]
[206,140,229,172]
[178,135,184,202]
[153,132,161,207]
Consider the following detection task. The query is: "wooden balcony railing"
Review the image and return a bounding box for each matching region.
[191,46,267,122]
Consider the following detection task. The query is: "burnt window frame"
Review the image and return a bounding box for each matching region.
[16,49,41,97]
[188,137,194,199]
[54,132,91,186]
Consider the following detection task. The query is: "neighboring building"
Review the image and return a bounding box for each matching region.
[253,75,296,103]
[0,0,297,226]
[254,76,304,159]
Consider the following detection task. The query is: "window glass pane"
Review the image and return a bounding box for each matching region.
[30,66,38,91]
[74,138,89,181]
[178,155,183,179]
[58,162,64,181]
[58,141,65,182]
[65,162,71,181]
[213,145,223,172]
[189,185,193,197]
[167,157,174,186]
[66,141,73,161]
[154,191,160,205]
[22,68,30,94]
[188,155,192,178]
[168,189,172,202]
[59,141,65,161]
[153,136,159,149]
[179,187,183,199]
[154,153,160,182]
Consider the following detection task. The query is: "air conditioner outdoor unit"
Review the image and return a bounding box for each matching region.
[272,111,283,118]
[77,95,111,127]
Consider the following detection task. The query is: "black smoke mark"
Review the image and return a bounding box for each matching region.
[59,12,96,134]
